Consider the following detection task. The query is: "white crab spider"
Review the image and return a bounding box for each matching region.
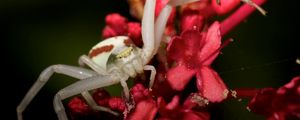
[16,0,199,120]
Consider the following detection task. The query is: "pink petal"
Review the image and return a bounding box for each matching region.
[167,36,186,62]
[183,93,209,109]
[127,22,143,47]
[108,97,125,112]
[68,97,91,115]
[105,13,128,34]
[277,76,300,95]
[199,22,221,65]
[102,13,128,38]
[102,26,118,38]
[167,29,202,64]
[167,64,196,91]
[126,99,158,120]
[196,66,228,102]
[92,89,110,107]
[180,9,204,32]
[247,88,277,117]
[130,83,151,103]
[165,96,180,110]
[157,96,180,116]
[248,76,300,119]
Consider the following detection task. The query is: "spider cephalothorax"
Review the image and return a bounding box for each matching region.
[88,36,144,77]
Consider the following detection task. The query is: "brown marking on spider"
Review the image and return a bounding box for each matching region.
[124,38,134,46]
[89,45,114,58]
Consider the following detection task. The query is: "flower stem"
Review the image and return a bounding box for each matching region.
[220,0,267,36]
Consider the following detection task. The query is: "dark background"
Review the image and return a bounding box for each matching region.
[2,0,299,120]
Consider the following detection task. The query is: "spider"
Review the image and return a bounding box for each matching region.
[16,0,199,120]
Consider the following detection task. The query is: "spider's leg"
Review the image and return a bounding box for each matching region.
[153,0,200,55]
[141,0,156,65]
[119,76,130,100]
[17,64,96,120]
[143,65,156,90]
[54,75,120,120]
[78,55,119,115]
[81,91,119,116]
[78,55,108,75]
[168,0,200,6]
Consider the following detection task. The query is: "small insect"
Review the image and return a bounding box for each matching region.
[16,0,198,120]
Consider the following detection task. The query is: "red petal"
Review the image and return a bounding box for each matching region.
[248,76,300,119]
[180,9,204,32]
[196,67,228,102]
[127,22,143,47]
[126,99,158,120]
[104,13,128,36]
[157,96,210,120]
[92,89,110,107]
[167,29,202,65]
[183,93,209,109]
[248,88,277,117]
[68,97,91,115]
[130,83,150,103]
[105,13,127,26]
[277,76,300,95]
[165,96,180,110]
[157,96,180,117]
[211,0,240,15]
[199,22,221,65]
[167,64,196,91]
[167,36,185,62]
[108,97,125,112]
[102,26,118,38]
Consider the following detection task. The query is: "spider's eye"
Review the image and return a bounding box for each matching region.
[116,46,134,59]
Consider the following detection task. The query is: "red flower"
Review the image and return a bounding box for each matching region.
[68,97,92,115]
[102,13,143,47]
[157,95,210,120]
[127,22,143,47]
[126,94,210,120]
[102,13,128,38]
[248,76,300,120]
[166,21,228,102]
[130,83,151,103]
[180,9,204,32]
[126,99,158,120]
[93,89,110,107]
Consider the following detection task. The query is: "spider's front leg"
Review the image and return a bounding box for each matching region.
[17,64,97,120]
[144,65,156,90]
[78,54,120,115]
[53,74,121,120]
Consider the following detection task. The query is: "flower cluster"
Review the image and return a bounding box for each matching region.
[67,0,300,120]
